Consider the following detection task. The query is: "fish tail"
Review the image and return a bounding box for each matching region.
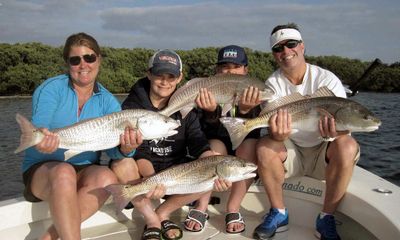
[220,117,250,150]
[159,108,173,117]
[105,184,137,212]
[14,113,44,153]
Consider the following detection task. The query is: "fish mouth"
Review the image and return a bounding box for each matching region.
[356,125,380,132]
[243,173,257,178]
[242,165,258,178]
[169,130,178,135]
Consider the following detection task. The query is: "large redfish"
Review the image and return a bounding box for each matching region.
[221,87,381,149]
[15,109,180,160]
[105,155,257,211]
[159,74,274,118]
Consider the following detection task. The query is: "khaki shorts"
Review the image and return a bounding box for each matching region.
[283,139,360,180]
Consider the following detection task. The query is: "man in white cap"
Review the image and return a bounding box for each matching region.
[253,23,359,240]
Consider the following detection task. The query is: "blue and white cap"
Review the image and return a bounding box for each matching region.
[217,45,248,66]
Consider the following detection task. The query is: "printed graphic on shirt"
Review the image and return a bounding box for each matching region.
[150,146,173,156]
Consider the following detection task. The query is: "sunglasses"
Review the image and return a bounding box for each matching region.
[272,40,302,53]
[68,54,97,66]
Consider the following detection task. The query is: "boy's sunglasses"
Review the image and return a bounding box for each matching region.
[272,40,302,53]
[68,54,97,66]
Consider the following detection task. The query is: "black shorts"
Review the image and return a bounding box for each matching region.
[22,161,92,202]
[208,130,260,155]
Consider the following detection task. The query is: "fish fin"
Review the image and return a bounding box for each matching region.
[64,150,83,161]
[191,179,215,193]
[259,88,275,101]
[14,113,44,153]
[182,77,205,86]
[316,108,334,118]
[222,103,233,116]
[337,130,350,135]
[105,184,134,212]
[224,173,257,182]
[219,117,250,149]
[291,128,299,134]
[319,136,336,142]
[180,106,193,119]
[310,87,335,97]
[158,108,172,117]
[260,92,305,115]
[121,119,138,130]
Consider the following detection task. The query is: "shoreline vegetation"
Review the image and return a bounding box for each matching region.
[1,42,399,96]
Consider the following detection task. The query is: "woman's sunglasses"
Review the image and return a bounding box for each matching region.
[272,40,302,53]
[68,54,97,66]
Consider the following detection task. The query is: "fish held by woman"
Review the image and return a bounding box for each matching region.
[14,109,180,160]
[105,155,257,211]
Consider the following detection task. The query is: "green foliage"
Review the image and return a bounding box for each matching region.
[0,43,64,95]
[306,55,366,86]
[366,65,400,92]
[247,49,275,81]
[0,43,399,95]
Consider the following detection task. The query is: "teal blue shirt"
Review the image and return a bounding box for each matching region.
[22,74,129,172]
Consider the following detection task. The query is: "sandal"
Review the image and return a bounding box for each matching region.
[161,220,183,240]
[225,212,245,234]
[184,209,209,232]
[142,226,162,240]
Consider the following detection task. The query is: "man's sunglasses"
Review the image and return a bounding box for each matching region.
[272,40,302,53]
[68,54,97,66]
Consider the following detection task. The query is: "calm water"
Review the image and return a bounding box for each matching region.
[0,93,399,201]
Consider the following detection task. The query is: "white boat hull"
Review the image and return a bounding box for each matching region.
[1,166,399,239]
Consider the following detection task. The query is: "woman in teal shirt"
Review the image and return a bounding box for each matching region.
[21,32,139,240]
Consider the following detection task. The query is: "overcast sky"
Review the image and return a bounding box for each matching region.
[1,0,399,64]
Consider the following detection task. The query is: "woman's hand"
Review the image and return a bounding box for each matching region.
[35,128,59,154]
[120,127,143,154]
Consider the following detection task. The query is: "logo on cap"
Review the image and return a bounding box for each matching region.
[158,55,178,65]
[223,49,238,59]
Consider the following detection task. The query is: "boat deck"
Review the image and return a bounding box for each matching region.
[81,211,315,240]
[1,167,399,240]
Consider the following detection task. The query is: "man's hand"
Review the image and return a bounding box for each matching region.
[318,115,349,141]
[269,109,292,142]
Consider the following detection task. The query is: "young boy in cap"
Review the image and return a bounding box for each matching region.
[111,49,231,240]
[253,23,358,240]
[184,45,262,234]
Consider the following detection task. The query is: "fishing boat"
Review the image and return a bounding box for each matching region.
[0,165,399,240]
